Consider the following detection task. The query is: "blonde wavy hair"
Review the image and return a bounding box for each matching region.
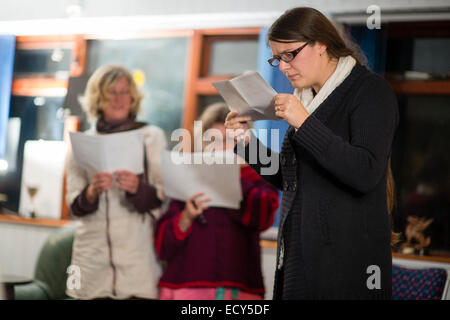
[78,64,143,121]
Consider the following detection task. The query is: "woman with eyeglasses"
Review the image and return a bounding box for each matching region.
[66,64,167,299]
[225,7,399,299]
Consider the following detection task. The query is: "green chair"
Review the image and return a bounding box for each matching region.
[14,224,76,300]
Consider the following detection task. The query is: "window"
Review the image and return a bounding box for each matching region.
[86,36,189,144]
[182,28,260,135]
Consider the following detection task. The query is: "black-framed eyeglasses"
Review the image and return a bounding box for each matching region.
[267,42,309,67]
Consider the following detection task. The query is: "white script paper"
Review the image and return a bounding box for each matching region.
[69,129,144,174]
[212,71,279,121]
[161,150,243,209]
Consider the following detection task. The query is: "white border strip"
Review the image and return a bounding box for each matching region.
[0,12,282,36]
[334,11,450,24]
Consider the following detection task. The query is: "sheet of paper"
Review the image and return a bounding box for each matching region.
[69,129,144,174]
[212,71,279,121]
[161,150,243,209]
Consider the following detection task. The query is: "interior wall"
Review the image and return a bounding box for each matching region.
[0,0,448,21]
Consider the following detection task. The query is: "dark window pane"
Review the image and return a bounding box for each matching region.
[386,38,450,77]
[413,38,450,75]
[13,48,72,77]
[9,95,65,141]
[393,95,450,256]
[209,40,258,76]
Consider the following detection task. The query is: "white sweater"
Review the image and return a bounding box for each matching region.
[65,125,167,299]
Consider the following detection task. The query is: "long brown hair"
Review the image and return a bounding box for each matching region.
[268,7,366,66]
[270,7,399,246]
[387,156,401,247]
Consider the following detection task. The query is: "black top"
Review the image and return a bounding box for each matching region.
[281,130,308,299]
[235,63,399,299]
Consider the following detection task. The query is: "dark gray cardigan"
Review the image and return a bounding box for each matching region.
[235,64,399,299]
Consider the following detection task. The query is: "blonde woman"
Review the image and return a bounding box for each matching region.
[66,64,167,299]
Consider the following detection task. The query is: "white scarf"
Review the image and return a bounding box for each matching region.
[294,55,356,116]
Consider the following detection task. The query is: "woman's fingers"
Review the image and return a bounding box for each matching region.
[96,172,113,179]
[274,93,290,104]
[230,116,251,126]
[224,111,251,146]
[186,193,202,213]
[93,181,110,193]
[190,192,205,201]
[115,172,139,194]
[187,194,212,215]
[91,172,114,194]
[225,110,238,121]
[197,197,212,206]
[114,170,138,183]
[117,175,137,185]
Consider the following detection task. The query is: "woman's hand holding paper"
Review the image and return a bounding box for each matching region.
[179,192,211,232]
[274,94,310,129]
[114,170,140,194]
[87,172,113,202]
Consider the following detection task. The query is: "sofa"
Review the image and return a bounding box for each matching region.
[14,224,76,299]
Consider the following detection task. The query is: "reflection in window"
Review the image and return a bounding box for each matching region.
[209,40,258,76]
[10,95,66,141]
[4,95,65,211]
[393,95,450,257]
[386,37,450,79]
[412,38,450,76]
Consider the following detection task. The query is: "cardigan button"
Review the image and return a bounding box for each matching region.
[292,157,297,165]
[283,181,289,191]
[280,155,286,165]
[292,181,297,191]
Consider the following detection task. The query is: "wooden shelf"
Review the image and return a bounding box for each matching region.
[260,240,450,264]
[393,252,450,264]
[260,240,277,249]
[0,213,71,228]
[12,78,68,97]
[389,80,450,95]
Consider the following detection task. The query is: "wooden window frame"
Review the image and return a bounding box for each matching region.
[9,30,193,222]
[8,28,261,223]
[182,27,261,134]
[12,35,88,97]
[385,21,450,96]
